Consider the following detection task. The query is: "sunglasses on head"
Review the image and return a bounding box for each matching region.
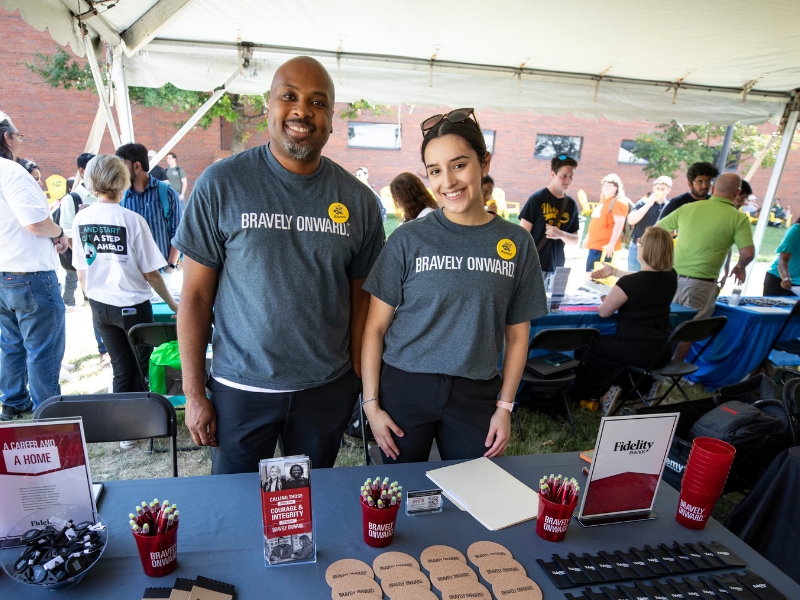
[420,108,481,134]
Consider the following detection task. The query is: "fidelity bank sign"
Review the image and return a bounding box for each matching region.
[613,439,655,455]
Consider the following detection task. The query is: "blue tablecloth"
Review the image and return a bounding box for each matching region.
[688,299,800,389]
[3,453,798,598]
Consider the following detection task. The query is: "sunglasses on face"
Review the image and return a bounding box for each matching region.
[420,108,481,134]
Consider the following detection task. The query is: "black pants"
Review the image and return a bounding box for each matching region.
[763,272,797,296]
[575,335,670,399]
[90,299,153,393]
[206,369,361,474]
[379,363,503,464]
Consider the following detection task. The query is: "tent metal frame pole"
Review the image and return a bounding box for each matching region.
[112,46,135,144]
[745,104,800,294]
[83,33,122,149]
[73,101,108,190]
[744,135,777,182]
[716,125,734,173]
[149,69,239,170]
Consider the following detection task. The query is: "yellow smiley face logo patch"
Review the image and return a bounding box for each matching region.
[328,202,349,224]
[497,238,516,260]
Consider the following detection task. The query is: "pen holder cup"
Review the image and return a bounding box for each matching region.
[536,494,578,542]
[361,500,400,548]
[132,523,178,577]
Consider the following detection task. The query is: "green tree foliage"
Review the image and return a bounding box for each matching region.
[27,47,267,150]
[632,120,785,180]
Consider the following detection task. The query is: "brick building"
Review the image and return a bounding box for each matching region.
[3,8,800,213]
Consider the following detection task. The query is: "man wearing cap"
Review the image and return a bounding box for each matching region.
[0,111,68,420]
[174,56,385,474]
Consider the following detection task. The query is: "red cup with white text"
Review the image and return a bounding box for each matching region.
[536,493,578,542]
[132,524,179,577]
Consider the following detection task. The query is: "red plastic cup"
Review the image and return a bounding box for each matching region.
[361,500,400,548]
[681,477,725,497]
[691,437,735,461]
[676,488,719,530]
[683,463,730,486]
[536,493,578,542]
[132,524,179,577]
[688,452,735,471]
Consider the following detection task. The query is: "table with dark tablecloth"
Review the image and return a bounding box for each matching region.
[2,453,798,598]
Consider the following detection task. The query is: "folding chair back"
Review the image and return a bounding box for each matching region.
[669,315,727,347]
[128,322,178,387]
[34,393,179,477]
[529,327,601,353]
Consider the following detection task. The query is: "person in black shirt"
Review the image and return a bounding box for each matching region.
[147,150,168,182]
[626,175,672,271]
[659,161,718,220]
[573,226,678,404]
[519,155,580,281]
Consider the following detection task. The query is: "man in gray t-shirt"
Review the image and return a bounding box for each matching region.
[173,57,385,474]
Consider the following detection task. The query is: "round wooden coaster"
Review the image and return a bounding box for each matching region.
[439,579,493,600]
[388,588,439,600]
[420,545,466,572]
[373,551,420,578]
[380,565,430,597]
[467,541,514,567]
[330,574,382,600]
[325,558,374,587]
[478,557,527,585]
[491,576,543,600]
[428,559,478,591]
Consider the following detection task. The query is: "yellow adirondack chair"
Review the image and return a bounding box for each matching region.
[492,188,520,220]
[45,174,67,204]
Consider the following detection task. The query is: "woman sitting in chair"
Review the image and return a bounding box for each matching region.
[72,155,178,394]
[390,172,439,223]
[574,226,677,412]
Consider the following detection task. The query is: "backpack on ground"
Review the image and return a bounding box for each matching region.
[51,192,81,272]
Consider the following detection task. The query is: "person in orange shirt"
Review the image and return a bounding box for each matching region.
[584,173,629,272]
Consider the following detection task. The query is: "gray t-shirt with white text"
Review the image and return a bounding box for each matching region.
[363,210,547,379]
[173,144,385,390]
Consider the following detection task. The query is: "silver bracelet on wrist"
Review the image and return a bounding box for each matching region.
[361,397,379,407]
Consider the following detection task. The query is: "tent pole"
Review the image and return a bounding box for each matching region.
[744,104,800,294]
[73,102,108,190]
[716,125,734,173]
[744,135,777,182]
[112,46,135,144]
[83,34,122,148]
[150,69,240,169]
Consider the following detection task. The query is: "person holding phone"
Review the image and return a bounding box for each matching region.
[72,155,178,400]
[572,226,677,411]
[361,108,547,463]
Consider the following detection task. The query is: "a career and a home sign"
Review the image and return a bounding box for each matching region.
[0,420,96,539]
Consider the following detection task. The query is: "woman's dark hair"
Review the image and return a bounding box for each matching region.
[420,119,489,168]
[390,173,438,221]
[481,175,494,186]
[0,115,13,161]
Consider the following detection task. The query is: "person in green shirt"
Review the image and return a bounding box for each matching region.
[658,172,754,360]
[765,220,800,296]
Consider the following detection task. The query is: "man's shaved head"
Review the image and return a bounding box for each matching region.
[712,172,742,200]
[270,56,335,104]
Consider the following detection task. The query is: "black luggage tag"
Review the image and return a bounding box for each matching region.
[734,570,786,600]
[673,542,713,570]
[554,554,592,586]
[712,573,760,600]
[635,580,671,600]
[535,558,573,589]
[616,550,657,578]
[685,577,722,600]
[584,552,624,582]
[667,578,702,598]
[618,582,654,600]
[644,544,687,574]
[660,543,699,572]
[569,552,608,583]
[600,550,641,580]
[583,589,611,600]
[686,543,725,569]
[565,593,593,600]
[701,541,746,568]
[651,579,687,599]
[631,547,671,576]
[600,586,629,599]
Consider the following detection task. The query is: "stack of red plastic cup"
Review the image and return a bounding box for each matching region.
[676,437,735,530]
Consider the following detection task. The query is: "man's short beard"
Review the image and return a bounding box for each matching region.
[283,138,314,161]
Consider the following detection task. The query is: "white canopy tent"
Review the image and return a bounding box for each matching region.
[4,0,800,291]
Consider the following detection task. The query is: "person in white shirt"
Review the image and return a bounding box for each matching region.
[72,154,178,395]
[0,111,68,421]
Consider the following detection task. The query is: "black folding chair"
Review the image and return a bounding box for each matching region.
[127,322,178,390]
[757,300,800,373]
[519,328,601,436]
[617,316,727,413]
[33,393,179,477]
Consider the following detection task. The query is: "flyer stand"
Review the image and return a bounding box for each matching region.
[577,413,679,527]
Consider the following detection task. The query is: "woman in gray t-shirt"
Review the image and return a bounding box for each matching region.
[361,110,547,463]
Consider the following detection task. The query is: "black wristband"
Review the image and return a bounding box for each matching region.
[167,263,178,269]
[52,227,64,241]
